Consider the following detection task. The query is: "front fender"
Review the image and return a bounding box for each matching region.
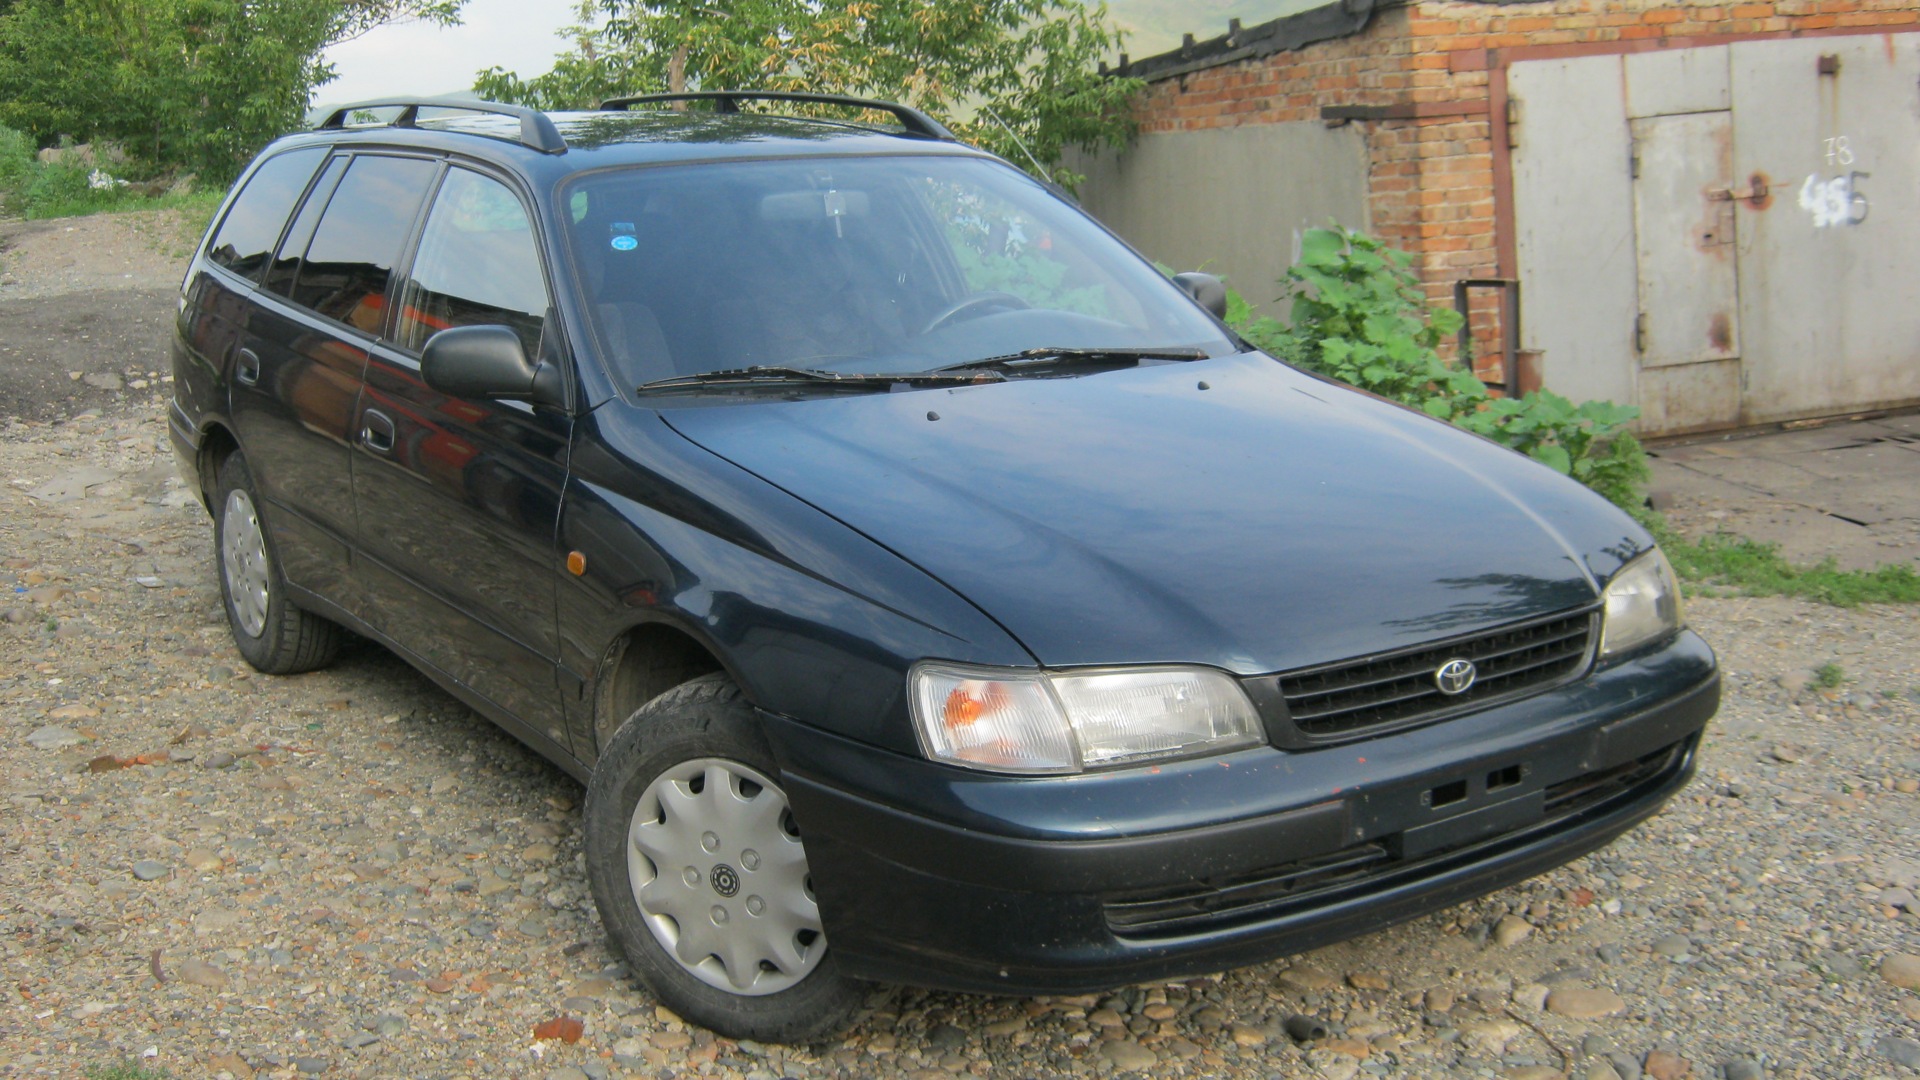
[556,406,1032,761]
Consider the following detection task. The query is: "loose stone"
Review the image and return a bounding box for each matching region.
[26,725,85,750]
[1492,915,1533,946]
[1280,965,1338,991]
[1230,1024,1267,1047]
[1546,986,1626,1019]
[1347,970,1392,991]
[176,958,228,989]
[1876,1037,1920,1071]
[1881,953,1920,991]
[1099,1040,1158,1072]
[1643,1049,1691,1080]
[983,1017,1026,1037]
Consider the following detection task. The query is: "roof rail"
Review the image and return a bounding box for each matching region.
[600,91,954,140]
[314,97,567,155]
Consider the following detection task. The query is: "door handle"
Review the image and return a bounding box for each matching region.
[234,348,261,386]
[362,409,396,454]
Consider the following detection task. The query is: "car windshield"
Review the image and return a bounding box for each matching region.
[559,155,1237,395]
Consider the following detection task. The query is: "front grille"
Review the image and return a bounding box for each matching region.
[1277,608,1597,741]
[1102,737,1693,939]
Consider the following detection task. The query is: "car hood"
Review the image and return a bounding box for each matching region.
[661,352,1645,674]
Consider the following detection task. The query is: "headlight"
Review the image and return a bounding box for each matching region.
[909,662,1264,774]
[1599,548,1684,660]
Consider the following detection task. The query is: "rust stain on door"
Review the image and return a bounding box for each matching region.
[1708,312,1733,352]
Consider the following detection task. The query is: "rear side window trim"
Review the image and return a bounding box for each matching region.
[273,151,445,342]
[201,145,330,285]
[261,153,351,302]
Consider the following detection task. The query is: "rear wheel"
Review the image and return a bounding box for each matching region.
[584,673,863,1042]
[213,452,341,674]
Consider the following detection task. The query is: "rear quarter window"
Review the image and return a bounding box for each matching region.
[206,147,327,279]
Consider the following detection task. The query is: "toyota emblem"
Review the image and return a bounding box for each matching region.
[1434,658,1477,696]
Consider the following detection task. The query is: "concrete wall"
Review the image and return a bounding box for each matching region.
[1066,122,1371,316]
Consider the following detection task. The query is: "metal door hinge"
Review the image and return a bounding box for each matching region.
[1629,142,1640,180]
[1505,97,1521,149]
[1633,312,1647,353]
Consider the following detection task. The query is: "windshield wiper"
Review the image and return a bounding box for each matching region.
[931,346,1210,375]
[637,365,1005,393]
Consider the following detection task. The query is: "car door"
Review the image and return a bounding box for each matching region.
[349,163,574,754]
[231,150,441,615]
[186,146,355,593]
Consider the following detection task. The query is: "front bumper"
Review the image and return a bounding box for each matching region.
[767,630,1718,995]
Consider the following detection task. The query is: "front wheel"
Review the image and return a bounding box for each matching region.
[583,673,864,1042]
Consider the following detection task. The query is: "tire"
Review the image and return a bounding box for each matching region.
[212,451,342,675]
[584,673,864,1042]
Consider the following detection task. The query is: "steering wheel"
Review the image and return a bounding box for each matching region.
[918,291,1030,336]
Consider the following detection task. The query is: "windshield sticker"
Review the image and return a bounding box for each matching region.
[610,222,637,251]
[611,234,638,251]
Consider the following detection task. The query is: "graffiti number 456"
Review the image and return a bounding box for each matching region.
[1799,171,1869,228]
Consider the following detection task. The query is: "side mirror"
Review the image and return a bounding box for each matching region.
[421,325,564,408]
[1173,272,1228,319]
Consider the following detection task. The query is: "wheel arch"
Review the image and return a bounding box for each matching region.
[590,616,730,757]
[194,420,241,512]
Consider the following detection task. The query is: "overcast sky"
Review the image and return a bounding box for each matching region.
[317,0,579,108]
[315,0,1300,109]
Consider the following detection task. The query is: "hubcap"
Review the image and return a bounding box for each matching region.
[220,489,270,639]
[627,758,824,995]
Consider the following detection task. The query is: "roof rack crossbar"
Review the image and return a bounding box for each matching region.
[599,91,954,140]
[314,97,568,155]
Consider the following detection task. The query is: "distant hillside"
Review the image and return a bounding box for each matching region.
[1105,0,1325,61]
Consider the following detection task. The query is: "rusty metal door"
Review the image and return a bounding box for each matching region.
[1630,111,1742,431]
[1731,35,1920,426]
[1510,54,1638,412]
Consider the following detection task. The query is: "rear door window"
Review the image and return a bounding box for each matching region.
[285,155,439,335]
[206,147,326,279]
[395,167,548,355]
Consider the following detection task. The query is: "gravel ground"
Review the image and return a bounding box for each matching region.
[1,222,1917,1080]
[0,210,193,421]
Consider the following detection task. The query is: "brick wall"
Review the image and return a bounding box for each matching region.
[1128,0,1919,374]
